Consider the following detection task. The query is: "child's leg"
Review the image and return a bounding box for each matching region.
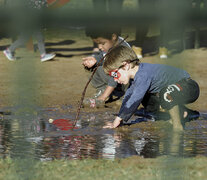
[160,78,199,110]
[160,78,200,129]
[141,93,160,113]
[169,105,183,131]
[33,30,46,55]
[91,66,116,92]
[9,32,30,53]
[83,66,117,107]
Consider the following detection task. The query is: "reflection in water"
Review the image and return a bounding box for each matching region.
[101,133,145,159]
[170,131,183,156]
[0,118,12,157]
[184,120,207,157]
[102,134,116,159]
[0,107,207,160]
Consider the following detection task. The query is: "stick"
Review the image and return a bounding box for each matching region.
[72,35,128,129]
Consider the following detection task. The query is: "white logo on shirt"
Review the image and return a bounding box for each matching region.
[164,84,181,102]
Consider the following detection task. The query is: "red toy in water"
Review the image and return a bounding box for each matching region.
[49,118,78,130]
[47,0,71,8]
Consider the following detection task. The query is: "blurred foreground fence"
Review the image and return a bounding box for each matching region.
[1,0,207,48]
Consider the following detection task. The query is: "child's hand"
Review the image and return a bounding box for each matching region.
[103,117,122,129]
[103,122,114,129]
[82,56,97,68]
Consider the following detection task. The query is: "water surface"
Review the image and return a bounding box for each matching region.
[0,106,207,160]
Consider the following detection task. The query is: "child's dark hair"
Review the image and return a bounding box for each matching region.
[85,25,119,40]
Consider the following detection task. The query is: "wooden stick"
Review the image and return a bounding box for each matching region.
[72,35,128,129]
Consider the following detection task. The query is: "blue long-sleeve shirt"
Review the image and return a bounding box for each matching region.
[118,63,190,122]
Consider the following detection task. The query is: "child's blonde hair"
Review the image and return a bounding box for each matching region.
[103,45,140,74]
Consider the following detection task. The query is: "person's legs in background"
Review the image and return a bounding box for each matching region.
[133,0,155,59]
[92,0,107,13]
[33,30,56,62]
[90,0,107,51]
[3,32,31,61]
[108,0,124,36]
[4,30,55,62]
[33,30,45,55]
[158,0,189,58]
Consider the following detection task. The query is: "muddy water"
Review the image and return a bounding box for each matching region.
[0,106,207,160]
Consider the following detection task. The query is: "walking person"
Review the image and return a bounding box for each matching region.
[3,0,55,62]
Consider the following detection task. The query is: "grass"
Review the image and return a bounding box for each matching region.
[0,1,206,180]
[1,156,207,180]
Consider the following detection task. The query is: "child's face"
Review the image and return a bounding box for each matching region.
[109,67,130,85]
[93,36,116,53]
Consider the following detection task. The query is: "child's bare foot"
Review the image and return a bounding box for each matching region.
[182,106,200,121]
[183,111,188,118]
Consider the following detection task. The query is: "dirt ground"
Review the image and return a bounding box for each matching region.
[0,28,206,113]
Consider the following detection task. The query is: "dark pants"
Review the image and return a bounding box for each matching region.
[92,0,124,35]
[159,78,200,110]
[135,0,156,47]
[142,78,199,112]
[142,93,160,112]
[158,0,190,51]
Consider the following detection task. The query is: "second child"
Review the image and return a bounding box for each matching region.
[82,26,130,107]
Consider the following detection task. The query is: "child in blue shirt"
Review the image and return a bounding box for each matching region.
[103,45,200,130]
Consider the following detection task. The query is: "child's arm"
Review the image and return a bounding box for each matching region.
[104,78,150,128]
[104,116,122,128]
[97,86,115,101]
[82,56,97,68]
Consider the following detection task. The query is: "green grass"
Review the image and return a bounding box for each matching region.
[1,156,207,180]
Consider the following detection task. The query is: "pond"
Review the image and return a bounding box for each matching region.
[0,105,207,161]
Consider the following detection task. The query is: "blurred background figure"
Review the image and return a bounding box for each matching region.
[132,0,156,59]
[90,0,124,51]
[92,0,124,35]
[3,0,56,62]
[132,0,190,59]
[158,0,190,58]
[191,0,207,49]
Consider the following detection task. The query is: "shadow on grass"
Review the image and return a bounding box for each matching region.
[1,29,207,58]
[45,39,75,46]
[54,52,92,58]
[128,29,207,57]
